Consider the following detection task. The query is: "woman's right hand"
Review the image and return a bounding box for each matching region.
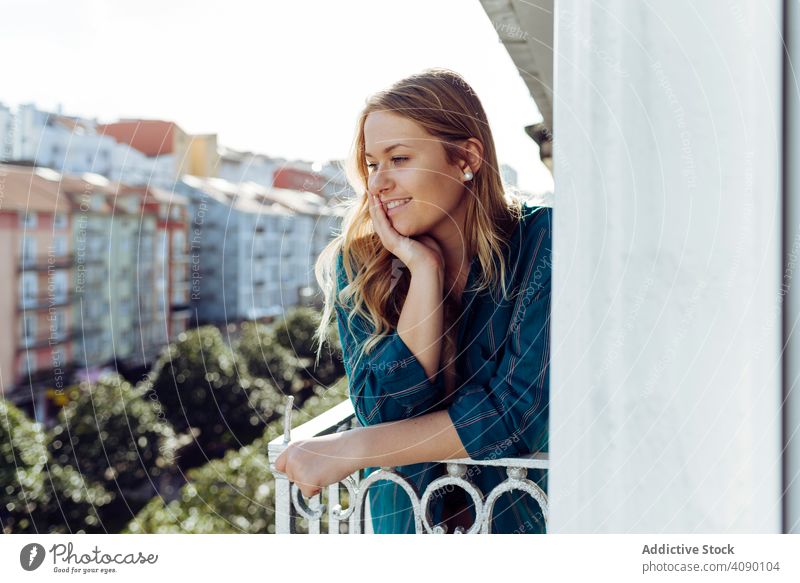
[367,191,445,273]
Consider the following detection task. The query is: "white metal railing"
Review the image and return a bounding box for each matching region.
[267,397,549,534]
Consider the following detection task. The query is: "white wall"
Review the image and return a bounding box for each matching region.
[552,0,784,532]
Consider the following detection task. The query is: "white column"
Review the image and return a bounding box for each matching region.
[551,0,784,532]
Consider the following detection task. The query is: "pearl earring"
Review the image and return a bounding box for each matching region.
[463,170,474,181]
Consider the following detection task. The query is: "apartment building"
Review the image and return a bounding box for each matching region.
[115,184,191,348]
[177,175,317,324]
[5,103,176,188]
[0,163,193,421]
[0,164,75,422]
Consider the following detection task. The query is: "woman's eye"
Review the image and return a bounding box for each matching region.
[366,157,408,171]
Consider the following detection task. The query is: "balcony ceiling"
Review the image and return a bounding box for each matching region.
[480,0,554,132]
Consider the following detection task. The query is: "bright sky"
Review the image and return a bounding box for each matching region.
[1,0,553,194]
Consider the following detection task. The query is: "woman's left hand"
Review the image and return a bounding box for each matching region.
[273,431,363,498]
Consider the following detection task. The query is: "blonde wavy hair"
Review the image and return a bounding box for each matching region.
[313,67,525,371]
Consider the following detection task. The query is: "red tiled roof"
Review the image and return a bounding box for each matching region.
[96,120,178,157]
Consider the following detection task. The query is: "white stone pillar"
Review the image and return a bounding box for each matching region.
[551,0,784,532]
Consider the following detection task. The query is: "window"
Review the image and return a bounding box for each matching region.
[159,231,168,256]
[172,230,186,255]
[21,272,37,303]
[53,213,68,229]
[23,315,36,342]
[52,272,68,302]
[123,197,139,214]
[19,352,36,377]
[22,235,36,261]
[54,311,65,337]
[53,235,68,257]
[20,212,37,228]
[90,237,106,258]
[172,285,186,304]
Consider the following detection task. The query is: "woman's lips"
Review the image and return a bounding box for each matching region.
[385,198,412,215]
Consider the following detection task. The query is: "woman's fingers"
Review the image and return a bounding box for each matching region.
[366,192,381,237]
[295,477,320,498]
[277,453,318,498]
[368,192,400,251]
[274,450,286,473]
[275,440,332,499]
[368,192,388,236]
[368,191,444,271]
[302,485,322,498]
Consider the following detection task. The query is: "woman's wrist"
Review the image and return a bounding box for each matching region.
[398,262,445,381]
[344,426,373,470]
[342,410,470,472]
[408,257,445,281]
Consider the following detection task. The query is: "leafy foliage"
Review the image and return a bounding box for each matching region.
[145,326,283,455]
[3,307,348,534]
[271,307,345,394]
[48,374,177,499]
[235,321,303,396]
[125,378,348,534]
[44,374,178,531]
[1,399,112,534]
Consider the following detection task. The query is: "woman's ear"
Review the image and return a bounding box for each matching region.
[460,137,484,176]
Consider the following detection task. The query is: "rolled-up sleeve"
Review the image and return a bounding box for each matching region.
[446,207,552,461]
[334,251,445,426]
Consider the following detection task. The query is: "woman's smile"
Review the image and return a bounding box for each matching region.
[385,197,412,215]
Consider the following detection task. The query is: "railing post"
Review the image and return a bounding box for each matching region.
[274,474,296,533]
[273,396,296,533]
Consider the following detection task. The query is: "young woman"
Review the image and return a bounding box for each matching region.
[274,68,551,534]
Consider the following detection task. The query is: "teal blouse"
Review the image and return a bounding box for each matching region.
[334,202,551,534]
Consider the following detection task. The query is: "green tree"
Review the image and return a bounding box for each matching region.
[272,307,345,397]
[235,321,303,396]
[125,378,349,534]
[273,307,323,358]
[146,326,283,458]
[1,399,112,534]
[46,374,178,531]
[48,375,177,498]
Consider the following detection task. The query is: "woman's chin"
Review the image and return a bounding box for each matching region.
[390,218,413,237]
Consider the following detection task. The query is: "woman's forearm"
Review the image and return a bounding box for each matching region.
[396,263,445,382]
[273,409,471,499]
[348,409,469,468]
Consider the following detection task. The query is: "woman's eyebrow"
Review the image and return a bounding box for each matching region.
[365,143,410,158]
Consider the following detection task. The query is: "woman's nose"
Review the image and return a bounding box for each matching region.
[369,169,391,194]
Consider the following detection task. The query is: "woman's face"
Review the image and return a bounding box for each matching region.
[364,110,470,238]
